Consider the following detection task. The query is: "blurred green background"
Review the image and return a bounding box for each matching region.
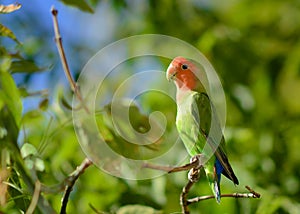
[1,0,300,213]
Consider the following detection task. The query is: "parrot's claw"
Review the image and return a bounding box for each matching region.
[188,168,200,183]
[190,154,204,170]
[187,154,203,182]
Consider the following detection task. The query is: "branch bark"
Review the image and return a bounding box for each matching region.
[142,158,199,173]
[51,6,90,114]
[187,186,261,205]
[60,158,93,214]
[144,158,261,213]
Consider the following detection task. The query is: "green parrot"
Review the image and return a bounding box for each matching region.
[166,56,239,203]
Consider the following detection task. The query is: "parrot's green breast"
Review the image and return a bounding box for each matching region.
[176,90,207,157]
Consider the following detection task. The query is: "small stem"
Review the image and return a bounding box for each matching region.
[187,186,261,205]
[180,180,194,214]
[51,6,90,114]
[245,185,261,198]
[26,180,41,214]
[142,158,199,174]
[60,158,93,214]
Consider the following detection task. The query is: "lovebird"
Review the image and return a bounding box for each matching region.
[166,56,239,203]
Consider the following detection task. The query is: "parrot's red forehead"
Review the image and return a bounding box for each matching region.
[171,56,189,67]
[171,56,197,71]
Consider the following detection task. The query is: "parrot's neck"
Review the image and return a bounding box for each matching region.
[176,86,194,103]
[175,80,206,103]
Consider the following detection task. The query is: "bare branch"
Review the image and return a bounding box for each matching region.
[181,180,195,214]
[180,158,202,214]
[89,203,106,214]
[51,6,90,114]
[26,180,41,214]
[142,158,199,173]
[246,185,261,198]
[60,158,93,214]
[187,186,261,205]
[144,158,260,212]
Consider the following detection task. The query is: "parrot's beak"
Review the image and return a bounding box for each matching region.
[166,64,177,81]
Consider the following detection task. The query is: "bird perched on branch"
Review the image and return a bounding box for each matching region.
[166,56,239,203]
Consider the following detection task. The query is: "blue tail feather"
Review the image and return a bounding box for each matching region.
[214,158,223,203]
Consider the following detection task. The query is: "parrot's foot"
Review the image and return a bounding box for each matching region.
[188,154,203,182]
[188,168,200,183]
[190,154,204,170]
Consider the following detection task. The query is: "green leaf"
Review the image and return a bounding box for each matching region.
[34,157,45,172]
[0,72,22,126]
[0,126,7,139]
[24,158,35,170]
[8,168,30,211]
[0,3,22,13]
[87,0,101,8]
[10,60,47,74]
[0,23,20,44]
[21,143,38,158]
[0,56,12,72]
[60,0,94,13]
[21,109,43,125]
[116,205,162,214]
[39,98,49,111]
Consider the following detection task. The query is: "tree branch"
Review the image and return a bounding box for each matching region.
[142,156,200,173]
[51,6,94,213]
[143,156,261,213]
[26,180,41,214]
[181,180,195,214]
[187,186,261,205]
[51,6,90,114]
[60,158,93,214]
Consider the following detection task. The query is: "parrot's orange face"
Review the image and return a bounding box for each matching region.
[166,56,199,90]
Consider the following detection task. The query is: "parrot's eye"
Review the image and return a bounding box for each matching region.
[181,64,188,70]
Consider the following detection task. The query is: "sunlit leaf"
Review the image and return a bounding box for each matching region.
[0,3,21,13]
[88,0,101,8]
[21,109,43,125]
[0,23,20,44]
[0,72,22,126]
[0,127,7,139]
[21,143,38,158]
[35,158,45,172]
[39,98,49,111]
[19,87,48,98]
[0,56,12,72]
[60,0,94,13]
[10,60,47,74]
[24,158,35,170]
[116,205,162,214]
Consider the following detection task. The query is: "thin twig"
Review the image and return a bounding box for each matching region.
[180,180,194,214]
[142,158,199,173]
[60,158,93,214]
[26,180,41,214]
[246,185,261,198]
[89,203,106,214]
[187,186,261,205]
[51,6,90,114]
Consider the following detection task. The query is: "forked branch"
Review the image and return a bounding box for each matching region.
[51,6,94,214]
[144,156,261,214]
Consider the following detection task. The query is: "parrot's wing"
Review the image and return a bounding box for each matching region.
[193,92,239,185]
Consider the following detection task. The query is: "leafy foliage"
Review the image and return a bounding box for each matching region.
[1,1,300,213]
